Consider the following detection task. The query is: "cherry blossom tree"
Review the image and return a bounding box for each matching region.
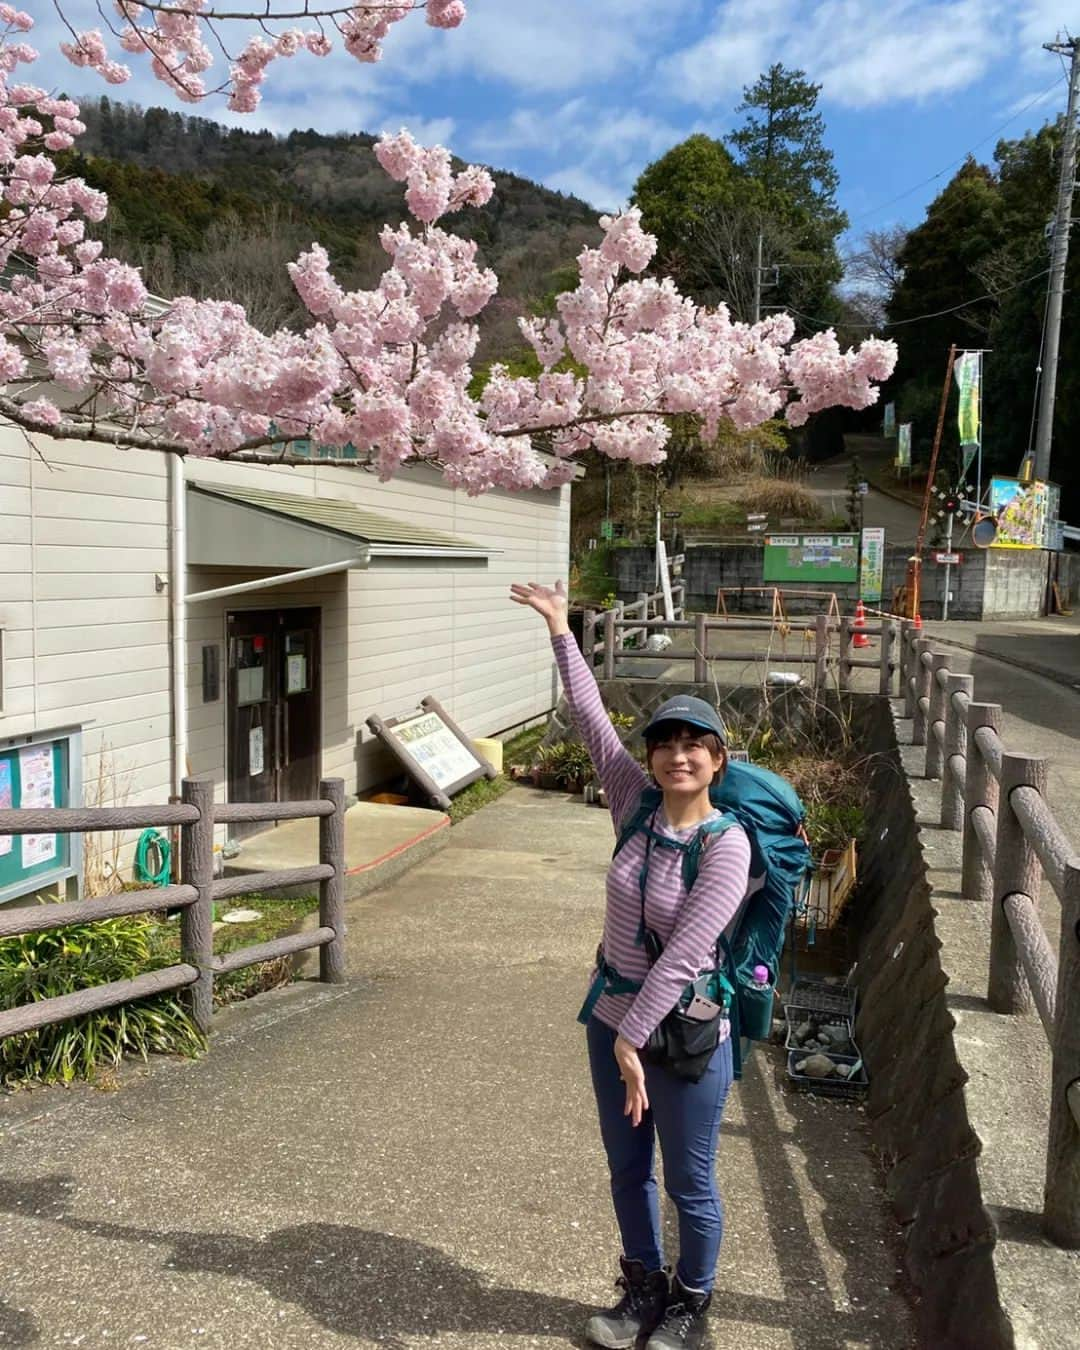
[0,5,897,493]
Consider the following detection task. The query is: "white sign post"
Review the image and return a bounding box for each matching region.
[657,539,675,621]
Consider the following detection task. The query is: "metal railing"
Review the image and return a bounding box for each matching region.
[899,622,1080,1248]
[0,777,347,1041]
[585,607,900,695]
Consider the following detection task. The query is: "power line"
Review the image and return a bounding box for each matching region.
[846,74,1067,228]
[766,266,1053,330]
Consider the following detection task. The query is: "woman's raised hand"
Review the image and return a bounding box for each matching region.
[509,580,570,635]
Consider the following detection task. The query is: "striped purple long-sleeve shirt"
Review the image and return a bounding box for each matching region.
[552,632,751,1048]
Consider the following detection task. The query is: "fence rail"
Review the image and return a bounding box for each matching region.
[585,603,900,696]
[898,622,1080,1249]
[0,776,347,1044]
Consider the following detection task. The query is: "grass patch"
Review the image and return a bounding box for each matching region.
[150,893,321,1008]
[447,721,551,824]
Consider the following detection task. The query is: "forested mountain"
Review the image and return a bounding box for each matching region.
[67,98,601,353]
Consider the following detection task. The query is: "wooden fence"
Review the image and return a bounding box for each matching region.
[0,776,346,1041]
[585,603,901,696]
[899,623,1080,1248]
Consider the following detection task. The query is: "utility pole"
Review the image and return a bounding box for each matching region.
[753,228,763,324]
[1034,35,1080,482]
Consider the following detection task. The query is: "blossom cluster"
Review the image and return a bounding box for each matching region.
[56,1,466,111]
[1,15,897,495]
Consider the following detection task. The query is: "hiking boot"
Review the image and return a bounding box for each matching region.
[584,1257,669,1348]
[645,1275,712,1348]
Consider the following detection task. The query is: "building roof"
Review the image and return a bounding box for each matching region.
[188,481,487,557]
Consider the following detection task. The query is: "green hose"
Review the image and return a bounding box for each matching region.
[134,828,171,887]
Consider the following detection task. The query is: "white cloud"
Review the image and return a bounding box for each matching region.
[544,164,630,213]
[662,0,1011,111]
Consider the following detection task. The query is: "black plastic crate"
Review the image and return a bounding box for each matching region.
[783,1010,855,1054]
[786,1048,867,1099]
[785,977,856,1021]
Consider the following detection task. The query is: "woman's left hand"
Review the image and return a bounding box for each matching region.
[614,1034,649,1127]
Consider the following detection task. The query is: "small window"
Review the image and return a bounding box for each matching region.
[284,630,313,695]
[235,635,269,706]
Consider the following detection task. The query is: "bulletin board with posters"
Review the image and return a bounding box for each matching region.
[763,534,860,584]
[366,695,496,811]
[0,726,83,905]
[988,477,1061,549]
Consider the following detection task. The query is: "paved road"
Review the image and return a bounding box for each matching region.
[805,437,921,545]
[0,789,915,1350]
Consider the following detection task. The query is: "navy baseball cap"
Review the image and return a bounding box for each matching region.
[643,696,727,745]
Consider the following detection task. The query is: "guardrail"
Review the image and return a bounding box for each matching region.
[0,776,346,1041]
[584,608,900,695]
[581,577,687,665]
[899,622,1080,1248]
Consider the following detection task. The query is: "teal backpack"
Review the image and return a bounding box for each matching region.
[605,760,811,1077]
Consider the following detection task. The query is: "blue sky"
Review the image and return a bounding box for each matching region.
[30,1,1080,252]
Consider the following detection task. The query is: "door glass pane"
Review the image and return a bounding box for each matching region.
[284,631,312,695]
[236,635,268,706]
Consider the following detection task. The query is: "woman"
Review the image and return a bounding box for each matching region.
[510,580,751,1350]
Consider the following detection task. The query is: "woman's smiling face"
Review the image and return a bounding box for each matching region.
[646,722,726,796]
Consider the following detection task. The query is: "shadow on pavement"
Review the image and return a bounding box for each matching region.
[0,1176,592,1349]
[0,1299,38,1348]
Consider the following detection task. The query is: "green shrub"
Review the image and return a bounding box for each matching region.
[535,739,594,787]
[0,913,206,1086]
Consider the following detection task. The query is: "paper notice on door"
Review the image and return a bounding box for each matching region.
[286,653,307,694]
[249,725,265,776]
[0,758,12,856]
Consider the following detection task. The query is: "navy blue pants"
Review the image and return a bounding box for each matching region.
[586,1017,734,1292]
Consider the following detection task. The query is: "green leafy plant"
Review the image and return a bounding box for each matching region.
[607,710,635,731]
[0,913,206,1086]
[534,739,594,789]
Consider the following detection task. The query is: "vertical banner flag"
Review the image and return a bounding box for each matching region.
[883,402,896,437]
[954,350,981,476]
[859,527,885,604]
[896,422,912,468]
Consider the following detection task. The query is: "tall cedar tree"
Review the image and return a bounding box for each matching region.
[725,64,846,327]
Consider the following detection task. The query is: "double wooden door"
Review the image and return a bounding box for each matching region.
[227,608,321,837]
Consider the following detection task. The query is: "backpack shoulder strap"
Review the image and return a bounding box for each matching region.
[612,787,662,859]
[682,812,738,892]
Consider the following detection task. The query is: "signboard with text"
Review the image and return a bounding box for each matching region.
[366,696,495,811]
[859,527,885,603]
[763,534,860,584]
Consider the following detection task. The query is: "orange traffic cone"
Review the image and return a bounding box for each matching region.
[852,600,871,648]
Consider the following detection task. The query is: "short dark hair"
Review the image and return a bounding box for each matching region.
[645,720,726,771]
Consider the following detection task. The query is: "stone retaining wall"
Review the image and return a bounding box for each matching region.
[613,544,1078,620]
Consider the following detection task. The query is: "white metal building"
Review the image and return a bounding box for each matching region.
[0,431,571,899]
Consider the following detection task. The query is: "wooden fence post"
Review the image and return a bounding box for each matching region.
[988,753,1046,1016]
[814,613,828,689]
[583,609,597,667]
[319,778,347,985]
[940,673,974,830]
[879,618,898,696]
[962,702,1002,903]
[912,639,934,745]
[637,591,649,620]
[925,652,950,779]
[839,616,852,691]
[1044,858,1080,1247]
[602,608,616,681]
[614,600,626,651]
[693,612,708,684]
[900,620,916,714]
[180,776,215,1034]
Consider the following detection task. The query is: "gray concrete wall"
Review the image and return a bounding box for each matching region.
[613,542,1078,619]
[850,697,1014,1349]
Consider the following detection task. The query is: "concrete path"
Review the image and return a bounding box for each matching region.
[0,788,915,1350]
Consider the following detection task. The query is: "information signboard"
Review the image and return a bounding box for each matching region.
[0,726,83,906]
[366,695,496,811]
[988,477,1059,549]
[763,534,860,584]
[859,527,885,603]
